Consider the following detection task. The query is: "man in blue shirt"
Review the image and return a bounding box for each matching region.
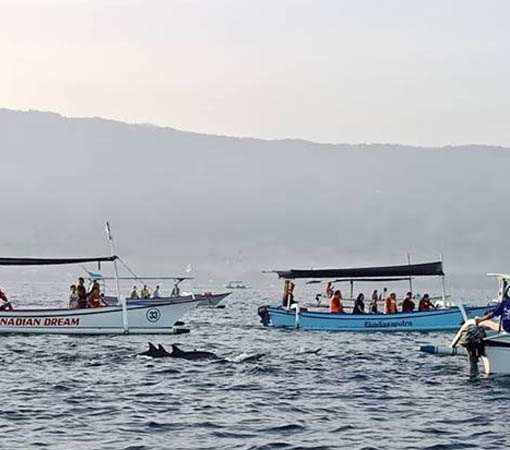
[475,297,510,332]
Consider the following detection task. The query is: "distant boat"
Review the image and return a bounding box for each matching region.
[226,281,248,289]
[257,261,491,332]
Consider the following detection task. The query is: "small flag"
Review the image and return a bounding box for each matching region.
[105,221,113,241]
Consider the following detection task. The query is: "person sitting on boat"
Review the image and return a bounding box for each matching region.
[69,284,79,309]
[418,294,435,311]
[141,285,151,299]
[401,291,415,313]
[171,283,180,297]
[385,293,398,314]
[330,290,344,314]
[379,287,388,301]
[77,277,87,309]
[352,293,365,314]
[0,287,13,311]
[369,291,378,313]
[475,294,510,333]
[87,284,102,308]
[129,286,139,299]
[153,285,161,299]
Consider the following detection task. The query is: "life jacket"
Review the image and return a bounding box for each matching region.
[330,297,343,314]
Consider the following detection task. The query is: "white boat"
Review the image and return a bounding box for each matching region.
[448,274,510,375]
[226,281,247,289]
[0,297,200,335]
[0,224,203,334]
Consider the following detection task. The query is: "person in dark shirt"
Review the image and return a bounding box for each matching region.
[418,293,435,311]
[0,287,13,311]
[401,291,415,313]
[353,293,365,314]
[76,277,87,309]
[476,295,510,332]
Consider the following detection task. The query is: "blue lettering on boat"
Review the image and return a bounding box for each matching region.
[364,320,413,328]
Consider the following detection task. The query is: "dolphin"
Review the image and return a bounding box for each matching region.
[138,343,219,360]
[138,343,265,363]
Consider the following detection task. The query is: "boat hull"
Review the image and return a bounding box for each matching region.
[0,299,200,335]
[258,305,492,332]
[481,334,510,375]
[103,292,230,308]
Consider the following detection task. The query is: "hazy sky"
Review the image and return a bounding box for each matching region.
[2,0,509,146]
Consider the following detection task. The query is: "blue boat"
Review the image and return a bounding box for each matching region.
[257,305,491,331]
[258,261,493,332]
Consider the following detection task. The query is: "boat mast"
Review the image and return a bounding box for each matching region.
[106,222,128,334]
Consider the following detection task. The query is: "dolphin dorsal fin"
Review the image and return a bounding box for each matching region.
[171,344,184,355]
[148,342,157,351]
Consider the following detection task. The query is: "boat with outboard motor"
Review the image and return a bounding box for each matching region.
[423,273,510,375]
[0,224,205,334]
[257,261,491,332]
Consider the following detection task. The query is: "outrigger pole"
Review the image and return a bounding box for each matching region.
[106,222,128,334]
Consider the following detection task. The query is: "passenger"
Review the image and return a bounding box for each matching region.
[87,285,101,308]
[326,282,334,299]
[69,284,79,309]
[0,287,13,311]
[401,291,415,313]
[385,293,398,314]
[379,287,388,301]
[418,293,435,311]
[77,277,87,309]
[141,285,151,299]
[352,293,365,314]
[129,285,139,299]
[282,280,290,307]
[153,285,161,299]
[476,292,510,332]
[287,282,296,306]
[329,290,344,314]
[171,283,180,297]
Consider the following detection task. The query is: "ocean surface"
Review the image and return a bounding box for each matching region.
[1,282,508,450]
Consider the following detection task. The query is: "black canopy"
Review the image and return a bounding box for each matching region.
[272,261,444,280]
[0,256,118,266]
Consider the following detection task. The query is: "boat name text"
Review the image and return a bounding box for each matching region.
[0,317,80,327]
[364,320,413,328]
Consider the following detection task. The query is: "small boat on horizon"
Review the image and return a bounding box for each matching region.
[226,281,248,289]
[257,260,491,332]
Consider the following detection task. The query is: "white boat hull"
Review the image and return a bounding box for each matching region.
[0,299,200,335]
[482,334,510,375]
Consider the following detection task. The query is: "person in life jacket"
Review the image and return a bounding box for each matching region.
[385,292,398,314]
[329,290,344,314]
[87,284,102,308]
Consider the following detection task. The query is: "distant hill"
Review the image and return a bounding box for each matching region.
[1,108,509,284]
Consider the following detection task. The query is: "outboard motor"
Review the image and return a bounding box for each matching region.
[257,305,270,326]
[458,324,486,376]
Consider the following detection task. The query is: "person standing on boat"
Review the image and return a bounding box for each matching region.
[402,292,415,313]
[171,283,180,297]
[352,293,365,314]
[379,287,388,301]
[153,285,161,299]
[77,277,87,309]
[475,295,510,332]
[418,294,435,311]
[0,287,13,311]
[330,290,344,314]
[385,293,398,314]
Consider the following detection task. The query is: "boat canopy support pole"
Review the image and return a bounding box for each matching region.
[407,253,413,293]
[106,222,129,334]
[440,254,446,304]
[350,280,354,300]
